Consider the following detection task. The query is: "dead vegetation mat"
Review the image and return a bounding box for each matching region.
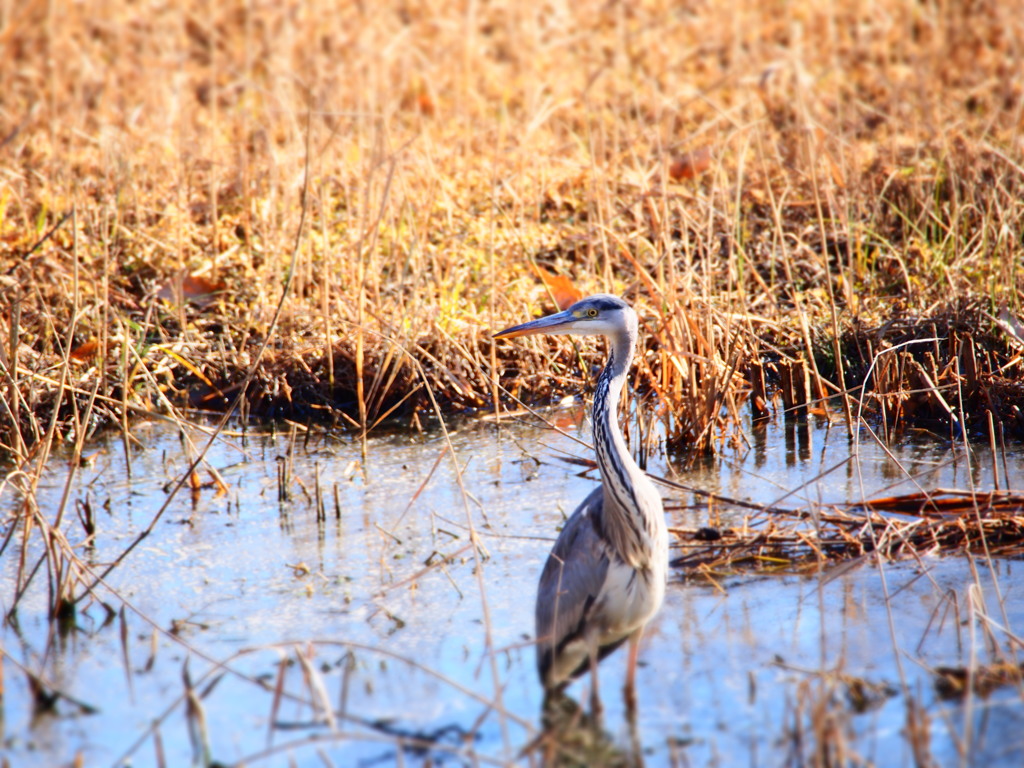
[669,487,1024,577]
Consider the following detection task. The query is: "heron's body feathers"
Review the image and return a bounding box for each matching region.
[494,294,669,696]
[536,485,667,689]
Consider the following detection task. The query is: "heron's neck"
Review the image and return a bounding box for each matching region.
[592,328,660,566]
[594,330,640,483]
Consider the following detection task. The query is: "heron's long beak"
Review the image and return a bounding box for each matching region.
[493,309,575,339]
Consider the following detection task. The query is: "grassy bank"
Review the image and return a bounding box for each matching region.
[2,0,1022,460]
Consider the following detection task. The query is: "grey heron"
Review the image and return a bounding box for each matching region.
[494,294,669,709]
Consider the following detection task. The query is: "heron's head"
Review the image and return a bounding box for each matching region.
[493,294,636,340]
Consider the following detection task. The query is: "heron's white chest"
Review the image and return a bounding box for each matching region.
[593,555,666,638]
[593,475,669,638]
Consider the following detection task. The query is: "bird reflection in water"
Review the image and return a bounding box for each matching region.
[527,688,645,768]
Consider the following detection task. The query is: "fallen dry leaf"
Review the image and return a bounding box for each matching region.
[69,340,99,363]
[532,265,583,310]
[156,273,228,309]
[668,147,712,181]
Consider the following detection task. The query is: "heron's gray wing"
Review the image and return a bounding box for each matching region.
[535,486,610,686]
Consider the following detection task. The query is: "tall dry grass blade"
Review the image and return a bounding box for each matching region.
[3,285,25,461]
[296,644,336,731]
[267,650,288,748]
[119,606,134,702]
[412,359,510,755]
[182,660,211,768]
[153,723,167,768]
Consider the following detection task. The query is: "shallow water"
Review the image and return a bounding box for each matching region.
[2,409,1024,767]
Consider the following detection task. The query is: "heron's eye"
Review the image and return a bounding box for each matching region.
[587,308,598,317]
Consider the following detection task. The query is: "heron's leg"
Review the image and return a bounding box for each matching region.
[626,693,646,768]
[626,704,643,768]
[623,628,642,713]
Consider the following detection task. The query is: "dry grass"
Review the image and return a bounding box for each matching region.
[0,0,1022,458]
